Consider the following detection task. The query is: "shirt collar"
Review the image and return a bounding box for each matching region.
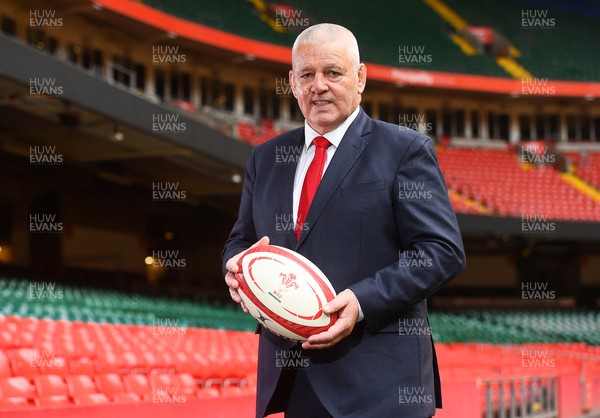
[303,106,361,150]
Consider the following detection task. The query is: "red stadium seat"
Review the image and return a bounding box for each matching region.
[238,385,256,396]
[171,373,199,396]
[244,372,258,389]
[94,373,128,399]
[123,374,151,399]
[149,371,175,388]
[0,350,11,378]
[0,331,15,350]
[34,374,69,398]
[74,393,110,405]
[6,348,39,378]
[0,376,36,400]
[196,387,220,398]
[68,357,95,375]
[149,372,185,399]
[138,351,159,372]
[153,351,175,371]
[37,396,72,406]
[220,386,244,397]
[117,351,140,372]
[190,352,213,380]
[113,392,141,403]
[0,397,32,408]
[16,331,35,348]
[66,374,97,398]
[173,352,195,374]
[94,354,120,374]
[38,356,69,376]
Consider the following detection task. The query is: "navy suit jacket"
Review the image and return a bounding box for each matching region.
[222,109,465,418]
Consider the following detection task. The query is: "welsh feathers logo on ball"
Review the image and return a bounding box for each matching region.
[270,272,299,303]
[236,245,338,341]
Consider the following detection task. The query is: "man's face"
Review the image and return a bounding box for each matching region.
[289,40,366,134]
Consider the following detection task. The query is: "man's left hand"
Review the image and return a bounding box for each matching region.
[302,289,359,350]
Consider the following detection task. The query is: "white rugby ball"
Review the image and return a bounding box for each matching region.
[236,245,338,341]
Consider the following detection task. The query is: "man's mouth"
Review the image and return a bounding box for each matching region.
[312,100,331,106]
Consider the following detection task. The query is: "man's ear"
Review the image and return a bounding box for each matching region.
[357,63,367,94]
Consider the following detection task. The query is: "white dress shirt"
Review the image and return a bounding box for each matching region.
[292,106,361,225]
[292,105,364,321]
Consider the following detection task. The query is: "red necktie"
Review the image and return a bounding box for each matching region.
[296,136,332,239]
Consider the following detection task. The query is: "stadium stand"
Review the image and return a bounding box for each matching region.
[567,151,600,190]
[0,278,255,331]
[442,0,600,80]
[3,278,599,346]
[431,310,600,345]
[438,147,600,220]
[236,121,286,146]
[143,0,508,77]
[1,277,598,347]
[0,313,599,413]
[141,0,600,81]
[448,192,488,215]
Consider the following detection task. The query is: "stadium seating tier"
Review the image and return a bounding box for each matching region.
[143,0,509,78]
[437,148,600,221]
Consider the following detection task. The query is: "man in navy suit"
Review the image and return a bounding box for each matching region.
[223,23,465,418]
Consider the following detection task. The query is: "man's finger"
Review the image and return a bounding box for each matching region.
[307,319,348,344]
[303,319,352,350]
[226,261,239,273]
[323,290,352,314]
[225,236,270,272]
[251,236,270,248]
[323,298,345,315]
[302,334,340,349]
[228,285,249,312]
[302,290,360,349]
[224,237,269,311]
[229,287,241,303]
[225,255,241,272]
[224,272,240,288]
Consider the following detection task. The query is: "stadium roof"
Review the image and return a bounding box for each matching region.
[90,0,600,98]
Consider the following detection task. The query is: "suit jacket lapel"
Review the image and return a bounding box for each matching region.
[277,129,304,248]
[296,110,372,249]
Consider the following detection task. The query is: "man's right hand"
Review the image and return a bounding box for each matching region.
[224,236,270,312]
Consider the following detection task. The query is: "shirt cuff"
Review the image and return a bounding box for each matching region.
[356,299,364,322]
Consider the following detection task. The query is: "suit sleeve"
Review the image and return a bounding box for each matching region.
[221,148,258,275]
[348,136,466,332]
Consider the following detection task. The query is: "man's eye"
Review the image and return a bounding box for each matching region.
[329,71,341,77]
[300,73,312,79]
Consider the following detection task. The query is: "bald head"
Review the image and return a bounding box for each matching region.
[292,23,360,72]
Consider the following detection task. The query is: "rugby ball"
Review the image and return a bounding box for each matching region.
[236,245,338,341]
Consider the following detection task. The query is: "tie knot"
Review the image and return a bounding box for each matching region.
[312,136,331,149]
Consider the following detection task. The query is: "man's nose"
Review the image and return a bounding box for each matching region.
[311,73,329,94]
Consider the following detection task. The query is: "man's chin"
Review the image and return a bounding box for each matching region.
[307,115,340,133]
